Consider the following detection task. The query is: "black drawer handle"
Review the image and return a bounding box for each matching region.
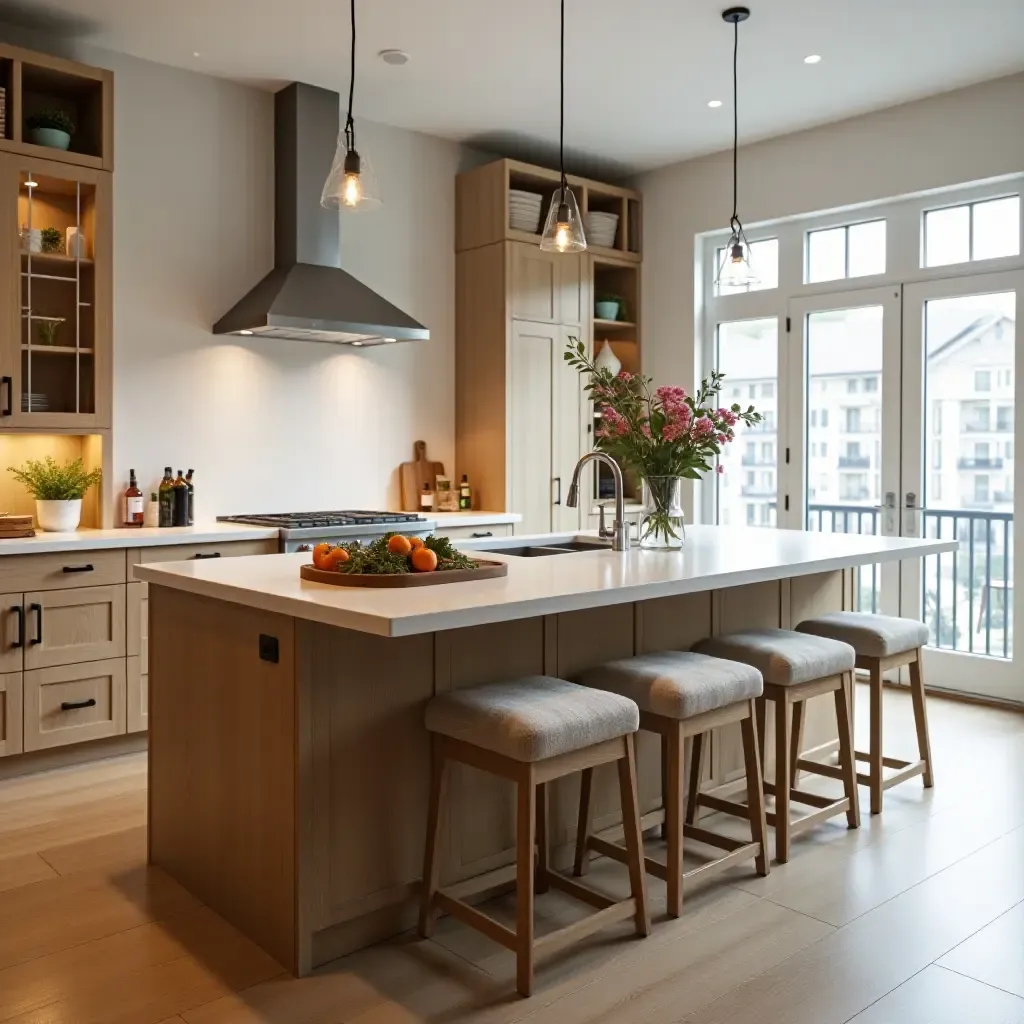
[61,698,96,711]
[192,552,222,560]
[553,476,562,506]
[62,564,94,574]
[10,605,23,648]
[0,376,10,417]
[29,602,42,645]
[471,531,493,538]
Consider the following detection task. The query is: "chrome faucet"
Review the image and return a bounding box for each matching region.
[566,452,631,552]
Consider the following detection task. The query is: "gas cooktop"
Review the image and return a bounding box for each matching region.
[218,511,428,530]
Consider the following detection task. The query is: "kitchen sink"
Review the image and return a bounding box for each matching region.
[497,540,611,558]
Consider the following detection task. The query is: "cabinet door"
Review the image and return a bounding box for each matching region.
[0,154,111,430]
[23,584,126,670]
[559,253,585,327]
[510,243,560,323]
[510,321,556,534]
[127,580,147,670]
[552,326,584,532]
[0,595,25,673]
[23,658,126,751]
[0,672,23,756]
[126,655,146,733]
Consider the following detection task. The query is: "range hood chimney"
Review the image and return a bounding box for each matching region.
[214,83,428,346]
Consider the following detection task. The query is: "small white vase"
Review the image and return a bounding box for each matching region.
[143,499,160,528]
[36,499,82,532]
[594,339,622,376]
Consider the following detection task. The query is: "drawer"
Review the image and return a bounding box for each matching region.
[0,672,22,756]
[0,549,126,593]
[127,656,147,733]
[23,586,126,670]
[127,539,278,582]
[127,581,148,669]
[23,659,126,751]
[435,524,514,541]
[0,594,24,673]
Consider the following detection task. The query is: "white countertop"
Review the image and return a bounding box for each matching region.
[0,522,280,555]
[134,526,957,638]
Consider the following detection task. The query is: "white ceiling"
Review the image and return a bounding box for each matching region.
[7,0,1024,176]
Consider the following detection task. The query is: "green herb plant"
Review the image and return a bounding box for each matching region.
[40,227,62,254]
[8,457,102,500]
[596,292,627,318]
[27,109,75,135]
[329,533,479,575]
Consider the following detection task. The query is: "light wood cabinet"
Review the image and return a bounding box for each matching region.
[126,655,146,733]
[23,657,125,751]
[126,538,278,582]
[0,672,22,755]
[433,523,513,541]
[510,244,583,326]
[0,548,124,592]
[22,584,125,670]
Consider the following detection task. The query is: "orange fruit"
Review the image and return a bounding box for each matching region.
[326,546,350,568]
[387,534,413,556]
[312,542,333,569]
[411,546,438,573]
[409,536,425,550]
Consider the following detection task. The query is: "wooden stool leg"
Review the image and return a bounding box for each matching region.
[755,695,767,782]
[418,737,449,938]
[618,733,651,937]
[741,701,769,877]
[909,652,934,788]
[835,672,861,829]
[774,692,792,864]
[535,781,550,894]
[660,734,670,839]
[868,659,884,814]
[665,724,684,917]
[573,767,594,877]
[685,731,705,826]
[516,772,536,998]
[790,700,805,789]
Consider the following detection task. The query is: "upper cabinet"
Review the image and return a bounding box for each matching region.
[510,244,583,326]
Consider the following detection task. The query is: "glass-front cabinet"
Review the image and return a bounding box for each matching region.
[1,154,111,429]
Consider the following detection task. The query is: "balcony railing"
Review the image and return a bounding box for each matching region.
[741,485,776,497]
[808,503,1014,660]
[958,457,1004,469]
[964,421,993,433]
[838,455,871,468]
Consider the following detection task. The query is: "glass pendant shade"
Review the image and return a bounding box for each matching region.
[716,236,758,288]
[540,186,587,252]
[321,140,382,212]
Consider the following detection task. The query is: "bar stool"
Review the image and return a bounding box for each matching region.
[693,629,860,863]
[419,676,650,997]
[573,651,769,917]
[796,612,934,815]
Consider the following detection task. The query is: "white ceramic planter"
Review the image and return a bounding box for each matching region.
[36,499,82,532]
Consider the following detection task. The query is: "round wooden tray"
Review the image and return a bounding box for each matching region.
[299,558,508,588]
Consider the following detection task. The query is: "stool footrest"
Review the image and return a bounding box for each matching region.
[856,760,927,790]
[545,870,617,910]
[795,758,844,781]
[684,824,749,852]
[692,793,753,820]
[534,901,638,959]
[435,892,518,951]
[763,780,839,809]
[854,750,915,770]
[766,798,851,835]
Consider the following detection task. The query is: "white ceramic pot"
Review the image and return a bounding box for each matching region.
[36,498,82,532]
[594,339,622,376]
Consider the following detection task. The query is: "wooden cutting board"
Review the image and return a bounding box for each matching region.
[400,441,445,512]
[300,559,508,588]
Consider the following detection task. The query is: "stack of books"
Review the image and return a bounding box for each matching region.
[0,514,36,540]
[0,87,6,140]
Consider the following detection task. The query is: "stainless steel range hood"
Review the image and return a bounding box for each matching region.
[214,83,428,346]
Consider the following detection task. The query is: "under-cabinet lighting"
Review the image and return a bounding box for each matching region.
[351,341,364,347]
[24,179,38,189]
[239,329,253,335]
[804,54,822,64]
[707,100,723,108]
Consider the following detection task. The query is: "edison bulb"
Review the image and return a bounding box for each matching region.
[554,222,572,251]
[343,172,363,208]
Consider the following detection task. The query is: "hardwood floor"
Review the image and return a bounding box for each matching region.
[0,686,1022,1023]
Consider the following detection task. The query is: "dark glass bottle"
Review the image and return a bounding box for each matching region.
[158,467,174,527]
[172,470,189,527]
[185,469,195,526]
[123,469,144,527]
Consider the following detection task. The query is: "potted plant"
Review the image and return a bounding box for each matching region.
[8,456,102,532]
[26,109,75,151]
[37,317,65,346]
[595,292,626,321]
[40,227,62,254]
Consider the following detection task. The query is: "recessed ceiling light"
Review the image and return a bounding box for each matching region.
[804,54,822,64]
[239,329,253,335]
[378,49,409,66]
[707,100,723,108]
[192,51,201,58]
[351,341,364,347]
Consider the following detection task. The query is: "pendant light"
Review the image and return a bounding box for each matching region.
[321,0,382,211]
[540,0,586,252]
[715,7,758,288]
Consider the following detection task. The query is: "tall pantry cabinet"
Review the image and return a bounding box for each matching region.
[455,159,642,535]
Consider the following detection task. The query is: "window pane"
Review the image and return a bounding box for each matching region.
[807,227,846,283]
[716,238,779,296]
[716,318,778,528]
[972,196,1021,261]
[848,220,886,277]
[925,205,970,267]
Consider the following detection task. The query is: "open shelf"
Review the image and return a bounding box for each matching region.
[21,251,94,267]
[593,318,637,331]
[21,345,94,355]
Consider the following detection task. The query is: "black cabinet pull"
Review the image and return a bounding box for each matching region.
[62,564,94,574]
[10,605,23,648]
[0,376,10,417]
[471,531,494,538]
[61,698,96,711]
[192,552,222,559]
[30,602,42,645]
[553,477,562,505]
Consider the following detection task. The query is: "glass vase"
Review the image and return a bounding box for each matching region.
[639,476,686,550]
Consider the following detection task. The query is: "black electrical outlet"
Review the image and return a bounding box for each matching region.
[259,634,279,663]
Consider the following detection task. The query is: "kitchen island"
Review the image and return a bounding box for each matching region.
[137,526,955,974]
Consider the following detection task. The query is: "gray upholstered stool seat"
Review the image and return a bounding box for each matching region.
[693,627,854,686]
[795,611,929,658]
[424,676,639,762]
[579,651,763,720]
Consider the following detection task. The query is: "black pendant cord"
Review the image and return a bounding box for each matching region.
[345,0,357,153]
[730,14,739,232]
[559,0,566,195]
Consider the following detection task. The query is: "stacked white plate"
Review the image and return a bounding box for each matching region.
[21,392,49,412]
[585,210,619,248]
[509,188,543,233]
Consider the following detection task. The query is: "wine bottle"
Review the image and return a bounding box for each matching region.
[122,469,144,527]
[459,474,472,511]
[185,469,195,526]
[172,470,189,527]
[158,467,174,527]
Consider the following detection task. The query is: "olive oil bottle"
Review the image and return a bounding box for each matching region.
[158,467,174,527]
[172,470,189,527]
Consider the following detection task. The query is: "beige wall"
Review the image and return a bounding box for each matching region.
[638,73,1024,395]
